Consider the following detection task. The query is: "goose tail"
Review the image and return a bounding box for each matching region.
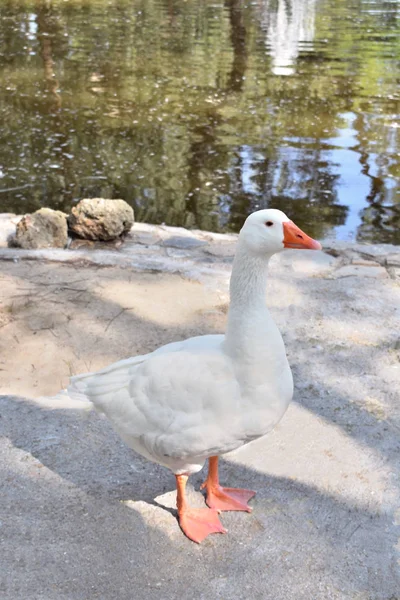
[66,354,148,411]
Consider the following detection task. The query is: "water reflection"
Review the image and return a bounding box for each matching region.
[259,0,317,76]
[0,0,398,243]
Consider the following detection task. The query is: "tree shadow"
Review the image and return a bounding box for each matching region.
[1,256,399,474]
[1,394,399,598]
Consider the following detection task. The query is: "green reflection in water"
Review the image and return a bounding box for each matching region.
[0,0,399,242]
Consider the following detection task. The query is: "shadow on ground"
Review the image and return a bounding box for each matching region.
[1,394,399,600]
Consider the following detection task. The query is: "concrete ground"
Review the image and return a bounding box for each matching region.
[0,221,399,599]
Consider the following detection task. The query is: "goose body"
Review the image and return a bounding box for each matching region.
[68,209,321,542]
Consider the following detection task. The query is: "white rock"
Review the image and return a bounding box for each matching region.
[68,198,134,241]
[13,208,68,249]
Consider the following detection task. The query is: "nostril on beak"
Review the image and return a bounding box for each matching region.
[296,234,304,240]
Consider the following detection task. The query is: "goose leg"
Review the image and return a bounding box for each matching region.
[200,456,256,512]
[176,474,227,543]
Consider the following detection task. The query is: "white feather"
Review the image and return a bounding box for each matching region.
[68,210,301,474]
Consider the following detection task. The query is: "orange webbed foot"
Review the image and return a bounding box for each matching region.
[178,507,227,543]
[201,483,256,512]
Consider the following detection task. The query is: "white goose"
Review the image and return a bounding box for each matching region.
[69,209,321,543]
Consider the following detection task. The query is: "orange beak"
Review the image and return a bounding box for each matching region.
[283,221,322,250]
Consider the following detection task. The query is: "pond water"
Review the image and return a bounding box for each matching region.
[0,0,399,243]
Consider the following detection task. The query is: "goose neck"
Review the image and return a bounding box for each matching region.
[228,244,271,311]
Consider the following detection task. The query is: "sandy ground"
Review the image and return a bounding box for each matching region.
[1,223,400,599]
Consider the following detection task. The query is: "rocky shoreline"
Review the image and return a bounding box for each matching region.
[1,213,399,284]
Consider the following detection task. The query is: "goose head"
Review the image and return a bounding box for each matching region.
[239,209,322,255]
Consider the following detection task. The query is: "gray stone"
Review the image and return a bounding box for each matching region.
[162,235,207,249]
[323,240,399,259]
[11,208,68,249]
[385,253,400,268]
[387,266,400,280]
[68,198,134,241]
[132,231,161,246]
[280,250,337,275]
[205,242,236,258]
[165,247,193,258]
[332,264,389,279]
[351,258,381,267]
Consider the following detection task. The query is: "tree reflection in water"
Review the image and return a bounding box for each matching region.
[0,0,398,242]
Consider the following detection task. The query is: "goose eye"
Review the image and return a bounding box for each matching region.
[265,221,273,227]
